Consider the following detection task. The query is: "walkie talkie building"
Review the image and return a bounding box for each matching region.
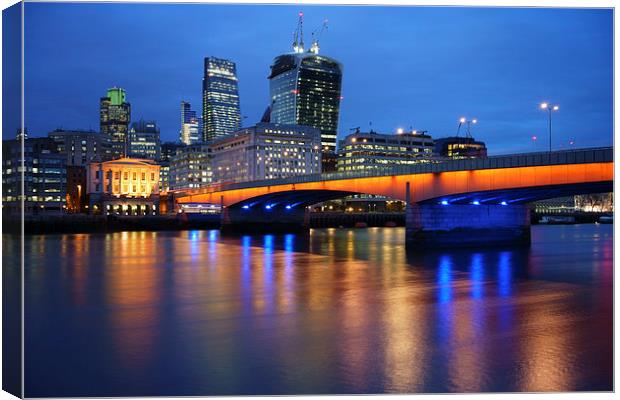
[268,49,343,171]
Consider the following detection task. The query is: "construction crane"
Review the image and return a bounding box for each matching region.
[292,11,305,53]
[310,19,328,54]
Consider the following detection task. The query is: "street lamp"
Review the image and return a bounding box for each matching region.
[540,102,559,152]
[457,117,478,138]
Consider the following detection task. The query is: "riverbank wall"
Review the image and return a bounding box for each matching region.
[3,211,610,235]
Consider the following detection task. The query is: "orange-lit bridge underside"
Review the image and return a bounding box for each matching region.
[177,162,613,208]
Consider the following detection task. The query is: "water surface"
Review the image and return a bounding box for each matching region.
[12,224,613,396]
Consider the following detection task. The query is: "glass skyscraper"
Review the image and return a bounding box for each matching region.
[127,119,161,161]
[202,57,241,142]
[180,101,201,145]
[100,87,131,159]
[268,51,343,170]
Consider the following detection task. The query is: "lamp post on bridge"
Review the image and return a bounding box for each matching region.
[457,117,478,138]
[540,102,559,152]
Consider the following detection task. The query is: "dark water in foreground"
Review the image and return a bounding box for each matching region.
[10,224,613,396]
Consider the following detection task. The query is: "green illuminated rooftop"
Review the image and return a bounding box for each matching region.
[107,87,126,105]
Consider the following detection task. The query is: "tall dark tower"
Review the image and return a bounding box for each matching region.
[202,57,241,142]
[268,12,343,171]
[100,87,131,159]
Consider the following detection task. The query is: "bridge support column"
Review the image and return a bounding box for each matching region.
[221,206,309,234]
[406,204,531,248]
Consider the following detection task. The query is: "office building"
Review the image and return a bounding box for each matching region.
[337,129,435,172]
[100,87,131,159]
[159,142,187,192]
[48,128,112,166]
[48,129,113,213]
[269,33,343,171]
[87,158,160,215]
[434,136,488,159]
[127,119,161,160]
[2,136,66,214]
[202,57,241,141]
[169,144,212,190]
[180,101,201,145]
[210,122,321,184]
[160,142,185,162]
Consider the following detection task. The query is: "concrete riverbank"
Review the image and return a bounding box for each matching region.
[3,211,610,235]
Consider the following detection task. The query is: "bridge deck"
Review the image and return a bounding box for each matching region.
[174,147,613,198]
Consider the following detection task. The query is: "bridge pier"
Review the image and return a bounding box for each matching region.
[221,205,309,234]
[406,203,531,248]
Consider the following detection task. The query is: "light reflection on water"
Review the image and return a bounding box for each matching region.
[18,224,613,396]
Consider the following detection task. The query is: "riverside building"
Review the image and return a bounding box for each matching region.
[87,158,160,215]
[48,129,112,213]
[168,144,213,190]
[337,129,435,172]
[2,135,66,214]
[159,142,187,192]
[210,122,321,184]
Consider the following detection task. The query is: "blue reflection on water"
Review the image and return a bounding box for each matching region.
[498,251,512,297]
[470,253,484,300]
[241,236,252,312]
[437,255,454,343]
[284,234,294,253]
[189,230,201,261]
[263,235,274,299]
[437,255,452,303]
[284,234,295,289]
[207,230,218,263]
[242,236,251,271]
[263,235,274,256]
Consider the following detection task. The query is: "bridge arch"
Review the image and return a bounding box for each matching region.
[218,179,613,211]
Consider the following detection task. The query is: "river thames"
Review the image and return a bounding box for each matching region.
[9,224,613,396]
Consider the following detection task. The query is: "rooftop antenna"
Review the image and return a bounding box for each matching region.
[292,11,305,53]
[310,19,328,54]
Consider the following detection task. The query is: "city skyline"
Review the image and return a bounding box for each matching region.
[6,3,613,154]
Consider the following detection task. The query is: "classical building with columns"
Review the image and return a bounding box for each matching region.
[87,158,160,215]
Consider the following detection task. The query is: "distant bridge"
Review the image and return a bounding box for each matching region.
[173,147,613,247]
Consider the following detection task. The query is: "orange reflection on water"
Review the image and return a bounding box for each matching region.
[105,231,163,368]
[516,287,575,391]
[66,234,89,306]
[382,284,429,393]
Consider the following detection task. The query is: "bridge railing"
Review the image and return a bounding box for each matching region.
[175,147,613,196]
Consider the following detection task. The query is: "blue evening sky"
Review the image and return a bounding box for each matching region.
[11,3,614,154]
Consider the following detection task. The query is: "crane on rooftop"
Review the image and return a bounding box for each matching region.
[310,19,328,54]
[292,11,305,53]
